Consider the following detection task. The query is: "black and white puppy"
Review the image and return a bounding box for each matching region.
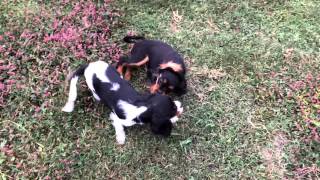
[62,61,183,144]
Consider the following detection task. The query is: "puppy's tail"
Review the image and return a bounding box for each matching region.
[67,64,88,81]
[62,64,88,112]
[123,35,145,43]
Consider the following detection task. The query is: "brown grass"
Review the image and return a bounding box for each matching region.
[261,132,288,179]
[170,10,183,33]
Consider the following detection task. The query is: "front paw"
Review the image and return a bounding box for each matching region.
[109,112,118,121]
[124,71,131,81]
[116,135,125,145]
[62,102,74,112]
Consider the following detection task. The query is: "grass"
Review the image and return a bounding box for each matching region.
[1,0,320,179]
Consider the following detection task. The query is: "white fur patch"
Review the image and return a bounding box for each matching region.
[62,76,79,112]
[109,100,148,144]
[87,61,111,83]
[117,100,147,126]
[110,113,126,144]
[109,112,119,121]
[111,83,120,91]
[174,100,183,114]
[62,102,75,112]
[170,116,179,123]
[84,61,112,100]
[92,93,101,101]
[170,100,183,123]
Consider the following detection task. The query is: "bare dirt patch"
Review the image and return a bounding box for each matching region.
[261,132,288,178]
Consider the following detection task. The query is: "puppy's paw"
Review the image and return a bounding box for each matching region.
[170,116,179,123]
[116,135,126,145]
[174,100,181,108]
[62,102,74,112]
[124,73,131,81]
[174,100,183,115]
[178,107,184,114]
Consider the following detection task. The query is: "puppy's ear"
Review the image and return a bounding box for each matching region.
[150,115,172,137]
[176,80,187,95]
[151,120,172,137]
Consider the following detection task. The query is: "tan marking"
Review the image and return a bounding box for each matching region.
[124,67,132,80]
[128,44,134,52]
[159,61,183,72]
[127,56,149,67]
[150,83,160,94]
[120,56,148,80]
[117,65,124,75]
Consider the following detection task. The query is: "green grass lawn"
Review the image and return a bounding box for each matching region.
[1,0,320,179]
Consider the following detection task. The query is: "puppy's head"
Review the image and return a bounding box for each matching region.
[148,94,183,136]
[157,69,187,95]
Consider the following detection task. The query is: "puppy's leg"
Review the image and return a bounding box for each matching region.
[174,80,187,96]
[150,83,160,94]
[117,56,130,78]
[62,76,79,112]
[110,112,126,144]
[117,65,124,77]
[124,67,132,80]
[128,55,149,67]
[124,56,149,81]
[112,121,126,145]
[170,100,183,123]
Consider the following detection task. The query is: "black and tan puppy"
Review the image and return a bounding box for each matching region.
[117,35,187,96]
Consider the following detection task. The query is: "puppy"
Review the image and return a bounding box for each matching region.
[117,35,187,96]
[62,61,183,144]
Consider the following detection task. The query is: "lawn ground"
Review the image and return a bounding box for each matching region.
[0,0,319,179]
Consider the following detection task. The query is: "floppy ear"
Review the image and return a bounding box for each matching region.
[150,114,172,137]
[176,80,187,95]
